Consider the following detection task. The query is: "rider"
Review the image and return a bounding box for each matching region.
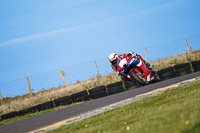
[108,51,154,81]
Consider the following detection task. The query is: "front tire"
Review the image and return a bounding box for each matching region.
[129,71,149,86]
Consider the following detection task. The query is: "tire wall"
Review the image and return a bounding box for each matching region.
[106,81,125,95]
[192,60,200,72]
[0,60,199,121]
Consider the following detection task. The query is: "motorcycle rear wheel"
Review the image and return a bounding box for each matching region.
[129,71,149,86]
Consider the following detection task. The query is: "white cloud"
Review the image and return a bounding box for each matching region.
[0,26,81,47]
[0,0,179,47]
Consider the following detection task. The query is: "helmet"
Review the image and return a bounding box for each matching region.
[109,53,118,66]
[127,51,137,58]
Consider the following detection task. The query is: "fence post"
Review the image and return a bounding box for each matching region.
[59,69,67,87]
[94,61,100,77]
[26,76,32,95]
[0,91,2,100]
[144,48,150,63]
[185,38,190,52]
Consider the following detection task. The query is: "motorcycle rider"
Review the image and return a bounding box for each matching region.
[108,51,154,81]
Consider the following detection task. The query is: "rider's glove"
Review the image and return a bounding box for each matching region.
[121,75,125,80]
[117,71,120,75]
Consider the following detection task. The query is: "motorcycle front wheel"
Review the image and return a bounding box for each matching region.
[129,71,149,86]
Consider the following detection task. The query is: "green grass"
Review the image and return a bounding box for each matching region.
[0,102,84,126]
[46,80,200,133]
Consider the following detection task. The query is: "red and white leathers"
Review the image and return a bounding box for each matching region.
[109,51,143,81]
[109,51,155,81]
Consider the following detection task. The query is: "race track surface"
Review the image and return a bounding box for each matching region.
[0,71,200,133]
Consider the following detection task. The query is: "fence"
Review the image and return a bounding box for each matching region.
[0,35,200,98]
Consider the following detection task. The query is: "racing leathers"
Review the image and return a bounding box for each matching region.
[110,51,153,81]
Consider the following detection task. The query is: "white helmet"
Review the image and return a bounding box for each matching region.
[127,51,137,58]
[109,53,118,66]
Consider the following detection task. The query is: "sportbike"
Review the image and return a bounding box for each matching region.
[117,56,160,86]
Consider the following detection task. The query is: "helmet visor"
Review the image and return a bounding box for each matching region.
[111,59,118,66]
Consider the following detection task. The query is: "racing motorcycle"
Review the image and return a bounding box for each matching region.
[117,56,160,86]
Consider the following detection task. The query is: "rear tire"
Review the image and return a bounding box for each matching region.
[129,71,149,86]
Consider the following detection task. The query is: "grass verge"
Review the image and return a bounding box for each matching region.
[46,80,200,133]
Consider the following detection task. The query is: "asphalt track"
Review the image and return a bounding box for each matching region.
[0,71,200,133]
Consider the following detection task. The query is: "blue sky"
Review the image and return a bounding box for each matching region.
[0,0,200,84]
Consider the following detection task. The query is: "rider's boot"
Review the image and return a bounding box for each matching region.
[143,60,161,81]
[143,60,156,75]
[151,69,156,75]
[143,60,153,69]
[149,68,160,81]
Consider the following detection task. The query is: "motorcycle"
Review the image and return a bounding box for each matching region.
[117,56,160,86]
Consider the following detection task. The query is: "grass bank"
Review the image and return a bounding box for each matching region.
[46,80,200,133]
[152,49,200,70]
[0,50,200,116]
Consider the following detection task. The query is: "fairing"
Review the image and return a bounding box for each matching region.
[117,56,155,83]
